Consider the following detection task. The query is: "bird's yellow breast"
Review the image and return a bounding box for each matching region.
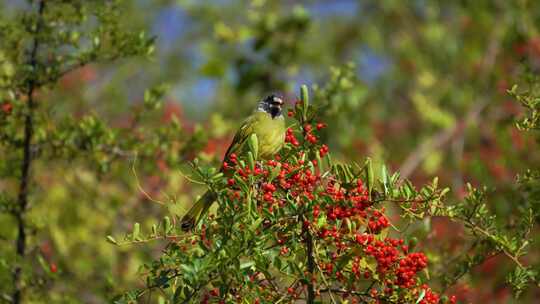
[249,112,286,159]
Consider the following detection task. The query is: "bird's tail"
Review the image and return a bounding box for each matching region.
[180,191,216,231]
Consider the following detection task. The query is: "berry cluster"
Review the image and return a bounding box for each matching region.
[303,124,318,144]
[285,127,300,146]
[322,179,375,223]
[395,252,428,288]
[367,209,390,233]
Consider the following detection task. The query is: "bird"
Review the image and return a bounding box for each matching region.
[180,94,286,231]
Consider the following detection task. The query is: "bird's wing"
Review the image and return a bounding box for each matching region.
[182,116,256,230]
[222,114,257,162]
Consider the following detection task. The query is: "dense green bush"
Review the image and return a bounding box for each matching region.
[116,86,538,303]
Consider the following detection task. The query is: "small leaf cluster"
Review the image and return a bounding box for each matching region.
[508,73,540,132]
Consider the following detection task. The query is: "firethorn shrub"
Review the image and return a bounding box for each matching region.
[116,87,463,303]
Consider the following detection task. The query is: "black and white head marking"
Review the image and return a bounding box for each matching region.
[258,94,284,119]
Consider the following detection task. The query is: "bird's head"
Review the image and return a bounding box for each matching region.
[258,94,284,119]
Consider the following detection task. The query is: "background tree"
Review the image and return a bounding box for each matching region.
[0,0,204,302]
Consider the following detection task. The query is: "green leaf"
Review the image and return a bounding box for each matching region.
[301,84,309,122]
[250,218,264,231]
[163,216,171,235]
[381,164,389,195]
[268,163,281,182]
[345,218,352,233]
[37,254,49,272]
[247,151,255,171]
[180,264,195,274]
[274,256,282,270]
[211,172,224,180]
[359,257,376,272]
[106,235,118,245]
[240,261,255,270]
[173,287,184,303]
[315,151,323,173]
[317,213,327,228]
[390,172,400,184]
[248,134,259,160]
[416,289,426,304]
[365,158,374,199]
[132,223,140,241]
[409,237,418,250]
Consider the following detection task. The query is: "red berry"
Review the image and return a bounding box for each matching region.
[2,102,12,114]
[50,263,57,273]
[222,161,230,170]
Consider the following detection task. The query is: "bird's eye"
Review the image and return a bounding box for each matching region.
[270,97,283,105]
[264,94,283,106]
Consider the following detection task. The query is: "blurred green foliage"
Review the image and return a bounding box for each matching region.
[1,0,540,303]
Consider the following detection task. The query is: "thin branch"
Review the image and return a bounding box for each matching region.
[131,155,166,206]
[302,217,316,304]
[116,234,187,246]
[399,100,488,180]
[314,257,338,304]
[467,223,525,269]
[319,287,375,300]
